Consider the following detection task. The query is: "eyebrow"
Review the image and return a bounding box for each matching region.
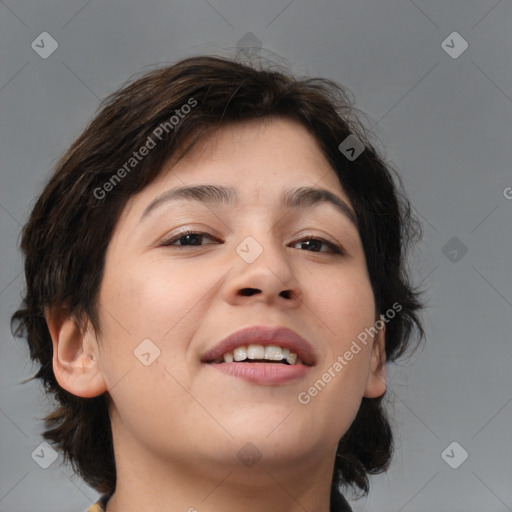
[139,184,358,227]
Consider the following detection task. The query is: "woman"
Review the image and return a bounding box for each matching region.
[11,55,424,511]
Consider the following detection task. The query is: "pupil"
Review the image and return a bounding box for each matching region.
[183,234,200,245]
[304,240,320,251]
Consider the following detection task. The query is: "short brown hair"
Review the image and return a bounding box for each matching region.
[11,54,425,499]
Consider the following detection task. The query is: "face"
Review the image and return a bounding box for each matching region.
[53,117,386,480]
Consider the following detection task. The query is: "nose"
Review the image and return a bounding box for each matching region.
[221,235,304,308]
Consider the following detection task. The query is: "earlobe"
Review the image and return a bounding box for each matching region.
[363,323,387,398]
[45,307,108,398]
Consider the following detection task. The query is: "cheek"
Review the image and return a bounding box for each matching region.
[312,266,376,346]
[96,256,219,387]
[304,268,376,407]
[99,256,211,338]
[96,261,201,431]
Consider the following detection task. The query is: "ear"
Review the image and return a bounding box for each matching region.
[363,322,387,398]
[45,306,108,398]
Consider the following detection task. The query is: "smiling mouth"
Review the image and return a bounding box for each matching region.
[210,344,307,366]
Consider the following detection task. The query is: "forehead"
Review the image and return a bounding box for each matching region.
[121,116,352,222]
[181,116,330,170]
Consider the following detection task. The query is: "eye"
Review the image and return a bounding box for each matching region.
[292,237,343,254]
[160,230,220,247]
[160,231,343,254]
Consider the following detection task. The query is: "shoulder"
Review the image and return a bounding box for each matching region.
[331,491,354,512]
[85,494,111,512]
[84,491,351,512]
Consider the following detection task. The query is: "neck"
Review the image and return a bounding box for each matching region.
[105,423,337,512]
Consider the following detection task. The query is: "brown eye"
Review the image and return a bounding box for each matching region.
[293,237,342,254]
[161,231,219,247]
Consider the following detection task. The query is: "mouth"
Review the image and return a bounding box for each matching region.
[210,344,307,366]
[201,326,316,385]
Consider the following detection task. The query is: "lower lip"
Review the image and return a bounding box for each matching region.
[207,362,311,385]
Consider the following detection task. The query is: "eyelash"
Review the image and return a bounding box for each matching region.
[160,230,344,254]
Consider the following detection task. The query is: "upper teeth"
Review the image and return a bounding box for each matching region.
[221,345,300,365]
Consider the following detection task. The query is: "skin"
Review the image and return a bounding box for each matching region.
[46,117,386,512]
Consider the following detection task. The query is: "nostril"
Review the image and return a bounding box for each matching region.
[240,288,259,296]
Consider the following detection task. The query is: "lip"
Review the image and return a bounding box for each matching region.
[201,325,317,368]
[208,361,310,385]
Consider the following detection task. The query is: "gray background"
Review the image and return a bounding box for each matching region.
[1,1,511,511]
